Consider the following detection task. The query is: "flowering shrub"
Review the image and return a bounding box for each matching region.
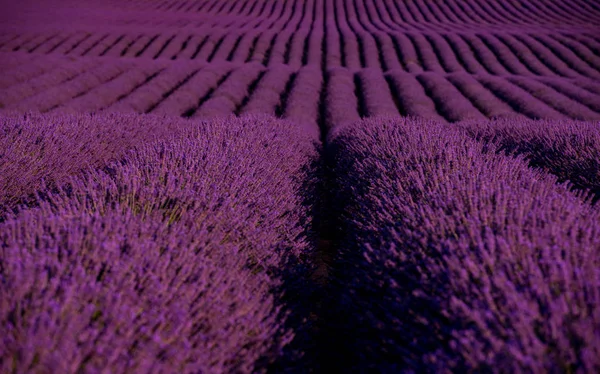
[0,114,319,373]
[326,116,600,372]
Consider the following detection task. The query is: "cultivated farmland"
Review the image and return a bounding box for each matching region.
[1,0,599,372]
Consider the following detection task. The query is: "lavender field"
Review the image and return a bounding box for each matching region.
[1,0,599,372]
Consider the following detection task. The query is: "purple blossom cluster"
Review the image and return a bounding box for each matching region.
[0,113,319,373]
[2,207,284,373]
[326,116,600,372]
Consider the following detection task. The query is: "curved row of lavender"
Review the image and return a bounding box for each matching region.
[8,0,596,32]
[2,0,600,76]
[457,118,600,203]
[325,117,600,372]
[0,112,320,373]
[2,51,599,124]
[4,28,599,75]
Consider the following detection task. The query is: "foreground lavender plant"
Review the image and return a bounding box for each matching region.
[0,114,319,373]
[327,116,600,372]
[1,207,284,373]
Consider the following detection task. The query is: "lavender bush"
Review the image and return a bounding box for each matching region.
[1,206,284,373]
[1,114,319,373]
[0,111,195,219]
[458,117,600,203]
[326,116,600,372]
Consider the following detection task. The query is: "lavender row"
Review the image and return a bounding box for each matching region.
[0,111,196,219]
[458,117,600,203]
[0,55,66,89]
[53,64,165,114]
[107,63,195,114]
[445,72,521,119]
[152,63,232,116]
[416,72,486,121]
[324,67,361,129]
[95,0,600,31]
[0,114,319,373]
[0,59,98,108]
[13,62,134,113]
[6,26,600,75]
[385,69,445,121]
[241,64,294,116]
[477,74,567,120]
[3,57,598,123]
[192,63,264,118]
[1,205,284,374]
[355,68,398,117]
[540,77,600,113]
[282,66,322,139]
[506,76,600,120]
[326,116,600,372]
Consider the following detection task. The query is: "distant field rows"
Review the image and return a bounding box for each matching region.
[1,53,599,123]
[2,0,599,125]
[5,0,600,32]
[2,28,600,76]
